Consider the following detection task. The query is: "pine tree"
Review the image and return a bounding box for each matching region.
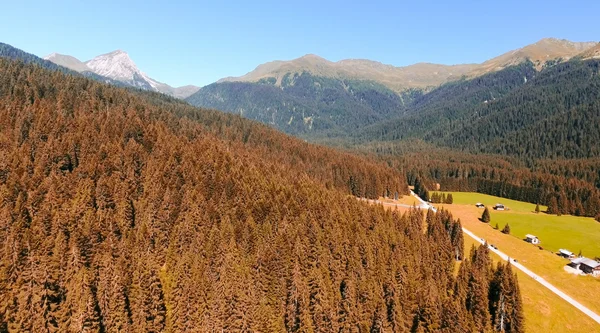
[450,220,465,261]
[535,204,540,214]
[481,207,491,223]
[507,266,525,333]
[446,193,454,204]
[502,224,511,234]
[547,197,558,215]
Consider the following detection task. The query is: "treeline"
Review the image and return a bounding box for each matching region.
[0,59,523,332]
[431,192,454,204]
[396,146,600,218]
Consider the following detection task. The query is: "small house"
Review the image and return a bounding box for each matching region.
[525,234,540,244]
[580,259,600,277]
[569,257,584,270]
[494,203,505,211]
[475,203,485,208]
[558,249,575,259]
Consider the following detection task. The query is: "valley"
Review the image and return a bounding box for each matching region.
[2,21,600,332]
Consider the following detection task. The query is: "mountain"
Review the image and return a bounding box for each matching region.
[195,38,597,140]
[44,52,90,72]
[187,72,419,136]
[354,57,600,161]
[84,50,162,90]
[45,50,200,98]
[469,38,597,76]
[0,42,125,86]
[220,39,597,93]
[219,54,478,93]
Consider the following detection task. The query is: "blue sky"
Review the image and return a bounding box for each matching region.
[1,0,598,87]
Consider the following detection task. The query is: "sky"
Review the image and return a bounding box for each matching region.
[1,0,599,87]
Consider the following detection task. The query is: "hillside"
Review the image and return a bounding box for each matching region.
[195,38,596,141]
[187,72,420,136]
[355,58,600,160]
[0,57,525,332]
[578,42,600,59]
[0,42,124,86]
[469,38,597,76]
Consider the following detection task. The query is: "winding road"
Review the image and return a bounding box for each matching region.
[407,190,600,325]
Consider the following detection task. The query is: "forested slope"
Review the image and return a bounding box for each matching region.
[187,72,419,136]
[356,59,600,160]
[0,59,524,332]
[0,42,121,86]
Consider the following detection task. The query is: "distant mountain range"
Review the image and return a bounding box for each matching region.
[187,38,599,136]
[45,50,199,99]
[3,37,599,127]
[217,38,597,92]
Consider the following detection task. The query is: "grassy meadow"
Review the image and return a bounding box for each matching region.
[434,191,600,257]
[463,236,600,332]
[435,192,600,317]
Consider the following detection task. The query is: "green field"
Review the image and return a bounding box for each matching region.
[436,192,600,258]
[434,191,547,213]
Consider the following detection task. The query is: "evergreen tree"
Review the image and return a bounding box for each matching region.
[446,193,454,204]
[467,246,491,332]
[547,197,558,215]
[501,224,511,235]
[535,204,540,214]
[481,207,491,223]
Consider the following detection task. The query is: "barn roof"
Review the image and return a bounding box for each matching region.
[581,258,600,268]
[559,249,573,256]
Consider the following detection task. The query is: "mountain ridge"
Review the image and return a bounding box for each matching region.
[470,37,597,76]
[219,54,477,93]
[218,38,597,93]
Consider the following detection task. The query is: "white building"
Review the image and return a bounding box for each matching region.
[525,234,539,244]
[558,249,575,258]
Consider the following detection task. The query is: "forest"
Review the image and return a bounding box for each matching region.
[355,59,600,160]
[6,41,600,221]
[0,59,525,332]
[373,142,600,219]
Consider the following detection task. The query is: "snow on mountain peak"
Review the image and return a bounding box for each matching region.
[44,49,200,98]
[84,50,161,90]
[86,50,137,80]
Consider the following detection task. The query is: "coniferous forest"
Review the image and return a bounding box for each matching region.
[0,59,525,331]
